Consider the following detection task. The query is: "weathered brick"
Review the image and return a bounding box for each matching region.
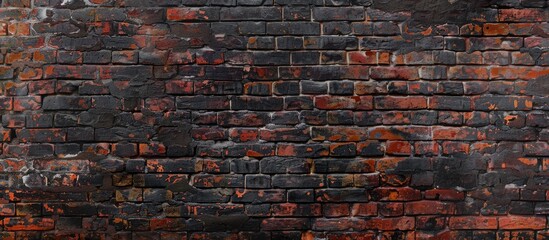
[43,96,91,110]
[311,127,368,142]
[220,7,281,20]
[315,96,372,110]
[498,216,546,230]
[4,218,55,231]
[499,9,549,22]
[312,7,364,21]
[449,216,498,230]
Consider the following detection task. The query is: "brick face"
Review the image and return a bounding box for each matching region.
[0,0,547,238]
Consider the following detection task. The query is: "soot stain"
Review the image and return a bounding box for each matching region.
[372,0,499,25]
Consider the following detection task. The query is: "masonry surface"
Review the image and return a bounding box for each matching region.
[0,0,547,239]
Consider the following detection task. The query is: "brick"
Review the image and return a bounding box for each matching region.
[315,189,368,202]
[315,159,374,173]
[457,51,483,65]
[351,203,377,217]
[499,216,546,230]
[329,142,356,157]
[315,96,372,110]
[268,22,320,36]
[167,7,220,21]
[43,96,91,110]
[369,126,431,141]
[433,126,484,140]
[404,201,455,215]
[220,7,281,20]
[370,67,419,80]
[260,128,309,142]
[483,23,510,36]
[272,175,325,188]
[448,66,489,79]
[17,129,66,143]
[371,187,421,201]
[375,96,427,110]
[272,203,321,217]
[261,218,310,231]
[449,216,498,230]
[277,144,329,158]
[231,96,283,111]
[312,7,364,21]
[311,127,368,142]
[177,96,230,110]
[4,218,55,231]
[385,141,411,156]
[218,112,270,127]
[304,36,358,50]
[499,9,549,22]
[232,189,285,203]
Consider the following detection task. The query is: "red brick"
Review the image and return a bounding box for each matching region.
[433,126,484,141]
[369,126,431,141]
[385,141,412,155]
[449,216,497,230]
[460,23,483,35]
[371,187,421,201]
[499,216,546,230]
[348,51,378,65]
[4,217,55,231]
[414,141,440,155]
[379,202,403,216]
[144,97,175,112]
[260,128,310,142]
[363,217,415,230]
[374,96,427,109]
[404,201,455,215]
[351,203,377,217]
[490,66,549,80]
[483,23,509,36]
[271,203,322,217]
[312,218,366,231]
[416,216,446,230]
[323,203,350,217]
[261,218,310,230]
[229,128,258,142]
[13,96,41,112]
[18,67,42,80]
[315,96,373,110]
[191,127,227,141]
[150,218,187,231]
[312,127,368,142]
[139,142,166,157]
[425,189,465,201]
[167,8,219,22]
[448,66,489,79]
[442,141,470,155]
[499,9,549,22]
[326,232,376,240]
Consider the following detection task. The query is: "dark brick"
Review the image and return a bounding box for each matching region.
[43,96,91,111]
[220,7,281,20]
[312,7,364,21]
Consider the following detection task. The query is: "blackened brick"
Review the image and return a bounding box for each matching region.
[312,7,364,21]
[220,7,281,20]
[43,96,91,111]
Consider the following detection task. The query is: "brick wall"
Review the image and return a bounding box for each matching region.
[0,0,548,239]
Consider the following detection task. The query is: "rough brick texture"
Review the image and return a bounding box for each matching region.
[0,0,548,239]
